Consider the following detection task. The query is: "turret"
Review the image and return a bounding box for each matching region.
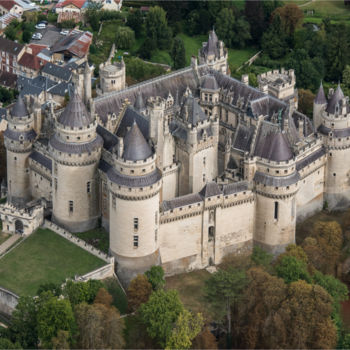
[253,130,299,253]
[313,81,327,129]
[107,121,162,283]
[49,91,103,232]
[4,96,36,205]
[317,83,350,209]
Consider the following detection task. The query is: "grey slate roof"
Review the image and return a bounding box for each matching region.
[0,108,6,120]
[107,167,161,188]
[201,75,219,90]
[116,106,149,139]
[199,182,221,198]
[122,121,153,161]
[4,128,36,141]
[222,181,249,195]
[254,171,300,187]
[58,91,94,128]
[254,122,293,162]
[326,84,345,114]
[233,124,255,152]
[29,151,52,171]
[49,134,103,153]
[48,81,70,97]
[162,193,203,211]
[42,62,73,82]
[201,30,219,58]
[296,147,325,171]
[96,125,118,151]
[180,95,207,126]
[11,96,28,118]
[134,93,145,111]
[318,124,350,138]
[315,82,327,105]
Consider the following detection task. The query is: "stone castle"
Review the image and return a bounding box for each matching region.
[1,30,348,282]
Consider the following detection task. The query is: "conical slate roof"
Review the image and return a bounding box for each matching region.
[315,82,327,105]
[260,131,293,162]
[204,29,219,57]
[201,75,219,90]
[11,96,28,118]
[326,83,345,114]
[58,91,94,128]
[134,93,145,111]
[123,121,153,161]
[181,95,207,126]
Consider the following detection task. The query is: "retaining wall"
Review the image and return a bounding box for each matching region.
[0,286,18,317]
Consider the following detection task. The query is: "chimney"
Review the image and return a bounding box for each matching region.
[299,119,304,138]
[261,84,268,94]
[191,56,198,71]
[241,74,249,86]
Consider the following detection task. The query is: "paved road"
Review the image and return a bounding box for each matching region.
[0,234,21,256]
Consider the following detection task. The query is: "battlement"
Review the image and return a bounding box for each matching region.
[147,96,166,109]
[258,68,295,89]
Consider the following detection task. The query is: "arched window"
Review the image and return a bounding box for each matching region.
[274,201,279,220]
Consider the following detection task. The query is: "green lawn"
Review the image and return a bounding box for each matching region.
[178,33,207,65]
[228,47,258,72]
[74,227,109,254]
[302,0,350,21]
[0,232,10,245]
[0,228,106,296]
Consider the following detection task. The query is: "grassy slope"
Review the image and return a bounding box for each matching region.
[0,228,105,296]
[0,232,10,245]
[74,227,109,254]
[302,0,350,20]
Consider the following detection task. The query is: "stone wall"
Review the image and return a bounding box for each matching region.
[0,286,18,317]
[75,263,114,281]
[43,220,113,264]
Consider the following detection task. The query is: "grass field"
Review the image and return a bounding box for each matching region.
[302,0,350,21]
[0,228,106,296]
[0,232,10,245]
[74,227,109,254]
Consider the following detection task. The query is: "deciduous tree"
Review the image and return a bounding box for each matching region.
[94,288,113,307]
[115,26,135,50]
[127,274,152,312]
[171,37,186,70]
[275,255,311,284]
[145,265,165,290]
[298,89,315,119]
[273,3,304,37]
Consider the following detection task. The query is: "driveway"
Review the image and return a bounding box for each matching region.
[30,24,62,47]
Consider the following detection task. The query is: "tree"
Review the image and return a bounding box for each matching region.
[273,3,304,37]
[139,289,184,347]
[115,26,135,50]
[298,89,315,118]
[261,15,287,59]
[127,274,152,312]
[145,6,172,50]
[94,288,113,307]
[63,280,104,307]
[36,292,75,348]
[204,268,247,339]
[215,8,251,49]
[171,37,186,70]
[191,326,218,349]
[9,296,38,348]
[37,282,62,297]
[127,9,143,36]
[245,0,266,44]
[52,330,70,350]
[5,24,17,41]
[75,302,125,349]
[0,338,22,349]
[145,265,165,290]
[343,65,350,87]
[84,1,102,31]
[251,245,273,269]
[139,37,156,60]
[166,310,204,350]
[275,255,311,284]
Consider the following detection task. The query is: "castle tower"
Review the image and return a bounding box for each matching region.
[253,131,299,253]
[174,94,219,195]
[49,91,103,232]
[318,84,350,209]
[107,121,162,283]
[72,62,93,106]
[198,29,228,75]
[99,45,125,95]
[200,74,220,117]
[84,61,93,105]
[4,96,36,205]
[313,81,327,130]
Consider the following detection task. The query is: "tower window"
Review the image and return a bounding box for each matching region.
[54,178,57,191]
[203,157,206,165]
[87,181,91,193]
[134,218,138,231]
[112,195,116,209]
[274,201,279,220]
[155,211,158,224]
[133,235,138,247]
[14,156,16,160]
[155,229,158,242]
[203,174,206,182]
[69,200,74,213]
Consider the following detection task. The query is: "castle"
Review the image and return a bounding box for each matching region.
[1,30,347,282]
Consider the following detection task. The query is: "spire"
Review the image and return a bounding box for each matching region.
[122,121,153,161]
[11,96,28,118]
[315,81,327,105]
[134,92,145,111]
[58,89,94,128]
[326,82,345,114]
[84,61,90,74]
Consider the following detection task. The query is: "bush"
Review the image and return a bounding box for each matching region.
[115,26,135,50]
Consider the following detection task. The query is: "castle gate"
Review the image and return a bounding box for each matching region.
[14,220,23,234]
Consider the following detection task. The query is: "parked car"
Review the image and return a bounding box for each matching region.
[40,20,48,25]
[32,33,42,40]
[35,23,46,29]
[60,30,69,35]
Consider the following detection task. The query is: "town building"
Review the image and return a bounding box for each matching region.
[1,30,346,284]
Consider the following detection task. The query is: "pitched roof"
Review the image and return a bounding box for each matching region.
[18,52,47,71]
[56,0,87,9]
[201,75,219,90]
[0,0,16,11]
[42,62,73,82]
[0,36,24,56]
[0,71,17,88]
[315,82,327,105]
[326,83,345,114]
[11,96,28,118]
[122,121,153,161]
[199,182,221,198]
[58,91,94,128]
[180,95,207,126]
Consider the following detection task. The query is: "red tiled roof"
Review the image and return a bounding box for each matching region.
[56,0,86,9]
[57,11,82,23]
[18,52,47,71]
[28,44,48,56]
[0,71,17,88]
[0,0,16,11]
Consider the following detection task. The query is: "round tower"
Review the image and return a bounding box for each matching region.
[313,81,327,130]
[4,96,36,205]
[318,84,350,209]
[107,121,162,283]
[253,131,299,254]
[49,91,103,232]
[99,58,125,95]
